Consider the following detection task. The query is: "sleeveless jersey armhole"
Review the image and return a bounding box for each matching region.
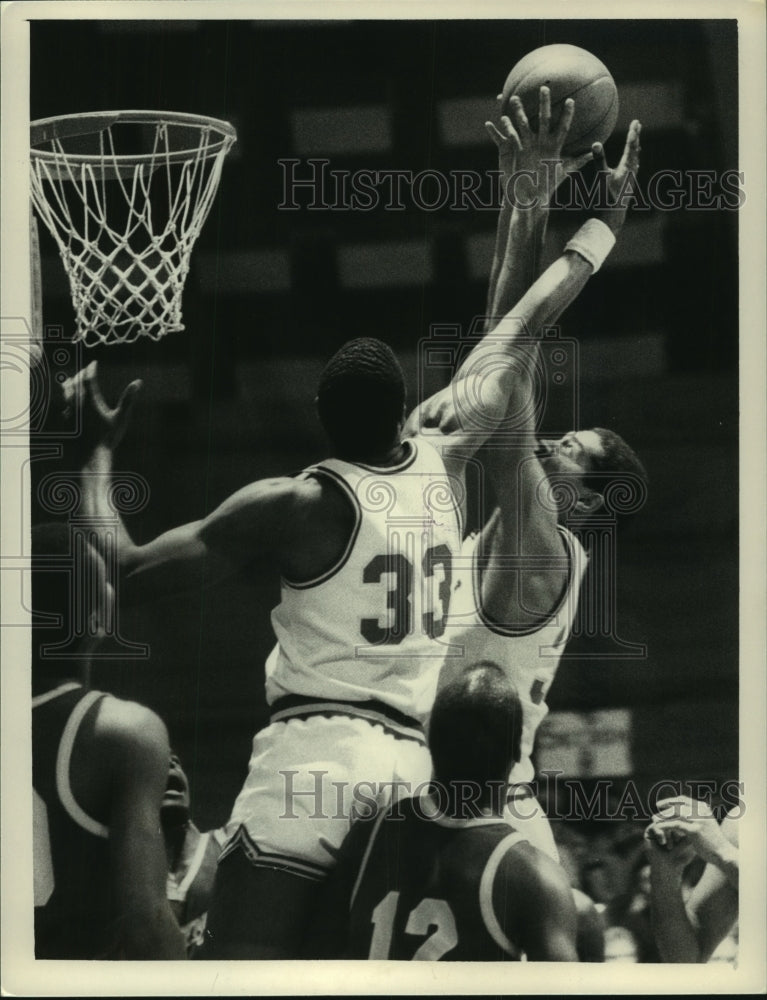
[474,525,581,638]
[281,466,362,590]
[56,690,109,839]
[478,831,527,956]
[172,832,212,899]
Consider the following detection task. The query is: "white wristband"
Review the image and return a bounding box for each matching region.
[564,218,616,273]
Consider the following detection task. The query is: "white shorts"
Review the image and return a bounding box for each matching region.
[221,712,432,879]
[504,787,560,863]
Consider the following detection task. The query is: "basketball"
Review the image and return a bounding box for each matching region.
[501,44,619,156]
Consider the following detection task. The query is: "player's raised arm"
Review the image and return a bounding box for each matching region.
[474,121,641,378]
[75,363,300,604]
[483,99,521,324]
[406,118,641,464]
[645,798,739,962]
[485,89,593,329]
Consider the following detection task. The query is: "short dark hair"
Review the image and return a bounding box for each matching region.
[316,338,406,460]
[580,428,649,527]
[429,660,523,787]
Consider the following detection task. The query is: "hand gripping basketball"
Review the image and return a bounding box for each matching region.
[485,86,595,203]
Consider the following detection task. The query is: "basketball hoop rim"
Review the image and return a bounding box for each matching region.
[30,109,237,170]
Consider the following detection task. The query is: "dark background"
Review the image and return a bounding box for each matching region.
[30,19,738,830]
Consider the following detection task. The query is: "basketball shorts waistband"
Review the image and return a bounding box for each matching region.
[268,695,426,745]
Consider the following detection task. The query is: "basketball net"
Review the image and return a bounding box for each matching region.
[30,111,237,346]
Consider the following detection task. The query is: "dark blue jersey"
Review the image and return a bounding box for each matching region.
[32,683,115,959]
[319,795,529,961]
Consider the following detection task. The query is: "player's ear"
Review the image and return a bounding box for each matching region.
[575,489,604,517]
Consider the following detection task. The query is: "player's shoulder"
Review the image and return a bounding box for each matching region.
[91,694,170,766]
[403,386,457,438]
[495,837,573,904]
[289,472,327,504]
[240,473,316,506]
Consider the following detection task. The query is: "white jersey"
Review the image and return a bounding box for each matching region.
[266,438,462,726]
[445,526,588,783]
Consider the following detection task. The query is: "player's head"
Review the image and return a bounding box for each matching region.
[161,752,191,829]
[31,523,112,671]
[535,428,648,526]
[429,660,523,807]
[316,338,407,461]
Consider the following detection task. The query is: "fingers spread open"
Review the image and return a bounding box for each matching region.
[484,121,505,146]
[591,141,607,173]
[538,85,551,133]
[555,97,575,142]
[508,95,531,141]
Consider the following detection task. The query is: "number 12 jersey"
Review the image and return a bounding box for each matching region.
[320,795,528,961]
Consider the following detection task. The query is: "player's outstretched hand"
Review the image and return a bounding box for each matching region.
[591,119,642,235]
[484,113,522,177]
[488,87,593,203]
[645,796,736,871]
[62,361,143,452]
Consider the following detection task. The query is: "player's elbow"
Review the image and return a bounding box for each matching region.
[451,376,510,435]
[527,931,579,962]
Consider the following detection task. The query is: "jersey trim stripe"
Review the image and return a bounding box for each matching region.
[269,696,426,745]
[478,831,526,957]
[56,690,109,839]
[219,824,329,881]
[473,525,582,638]
[349,806,389,910]
[32,681,81,708]
[344,438,418,474]
[281,466,362,590]
[172,830,212,899]
[431,811,513,829]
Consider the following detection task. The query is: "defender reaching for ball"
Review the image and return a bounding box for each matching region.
[407,91,647,863]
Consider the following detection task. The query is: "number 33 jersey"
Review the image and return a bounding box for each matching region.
[266,437,462,724]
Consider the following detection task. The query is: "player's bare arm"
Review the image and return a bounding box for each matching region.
[645,799,739,962]
[483,100,519,325]
[92,699,186,958]
[486,88,593,327]
[649,796,739,887]
[75,363,352,603]
[476,391,572,625]
[683,810,739,960]
[497,841,579,961]
[405,119,641,470]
